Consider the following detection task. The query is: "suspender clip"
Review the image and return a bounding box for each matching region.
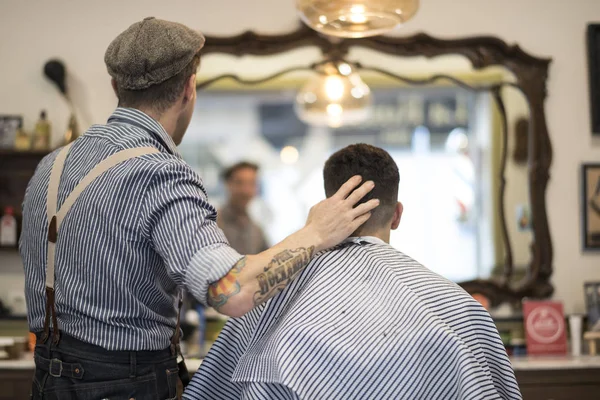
[48,215,58,243]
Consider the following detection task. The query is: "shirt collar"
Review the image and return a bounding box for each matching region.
[107,107,181,157]
[343,236,387,246]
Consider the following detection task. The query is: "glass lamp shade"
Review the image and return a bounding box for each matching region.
[295,62,372,128]
[296,0,419,38]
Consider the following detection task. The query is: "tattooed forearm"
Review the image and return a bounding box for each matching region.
[207,247,315,314]
[207,257,247,311]
[253,246,315,306]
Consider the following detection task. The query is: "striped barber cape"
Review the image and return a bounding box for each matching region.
[185,237,522,400]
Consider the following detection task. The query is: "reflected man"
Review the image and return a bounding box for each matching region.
[218,162,269,255]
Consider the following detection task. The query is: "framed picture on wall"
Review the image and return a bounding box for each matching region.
[582,163,600,251]
[588,24,600,135]
[584,282,600,331]
[0,115,23,149]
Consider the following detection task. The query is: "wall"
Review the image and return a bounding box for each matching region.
[1,0,599,313]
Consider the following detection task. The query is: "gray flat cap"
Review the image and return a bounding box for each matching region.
[105,17,205,90]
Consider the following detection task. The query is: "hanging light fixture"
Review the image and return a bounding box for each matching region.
[296,0,419,38]
[295,61,372,128]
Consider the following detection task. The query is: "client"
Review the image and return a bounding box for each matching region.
[185,144,522,400]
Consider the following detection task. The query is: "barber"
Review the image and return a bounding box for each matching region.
[20,17,378,400]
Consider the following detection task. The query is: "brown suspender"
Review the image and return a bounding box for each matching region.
[42,145,185,359]
[171,295,190,388]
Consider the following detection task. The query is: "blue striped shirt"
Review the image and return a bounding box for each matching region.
[186,237,522,400]
[20,108,242,351]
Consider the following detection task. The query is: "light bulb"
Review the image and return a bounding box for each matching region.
[351,87,364,99]
[324,76,345,101]
[326,104,343,116]
[295,61,372,128]
[350,5,366,14]
[338,63,352,76]
[349,14,368,24]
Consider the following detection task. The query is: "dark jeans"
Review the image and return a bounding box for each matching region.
[31,332,180,400]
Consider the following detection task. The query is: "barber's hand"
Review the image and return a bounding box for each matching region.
[304,175,379,252]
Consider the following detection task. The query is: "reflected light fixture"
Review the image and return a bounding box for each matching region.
[296,0,419,38]
[295,61,372,128]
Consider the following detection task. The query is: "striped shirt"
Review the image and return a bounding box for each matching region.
[20,107,242,351]
[186,237,522,400]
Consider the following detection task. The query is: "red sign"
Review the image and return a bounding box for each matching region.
[523,301,567,355]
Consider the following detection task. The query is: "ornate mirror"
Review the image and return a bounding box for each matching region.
[183,24,553,308]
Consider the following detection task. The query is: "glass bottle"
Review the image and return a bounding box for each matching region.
[13,125,31,151]
[64,114,80,144]
[32,110,51,151]
[0,206,17,247]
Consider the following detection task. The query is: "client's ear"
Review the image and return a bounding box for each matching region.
[391,202,403,230]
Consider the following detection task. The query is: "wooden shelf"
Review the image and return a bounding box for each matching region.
[0,150,49,252]
[0,248,19,253]
[0,149,50,157]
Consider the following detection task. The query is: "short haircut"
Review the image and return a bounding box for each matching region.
[323,144,399,231]
[222,161,260,182]
[115,52,201,114]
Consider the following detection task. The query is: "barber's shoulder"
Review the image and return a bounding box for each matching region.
[39,147,62,168]
[25,150,61,193]
[31,146,71,181]
[144,155,208,192]
[135,152,190,172]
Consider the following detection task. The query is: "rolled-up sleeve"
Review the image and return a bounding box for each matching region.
[141,160,243,305]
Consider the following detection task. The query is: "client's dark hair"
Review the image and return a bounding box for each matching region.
[323,144,399,232]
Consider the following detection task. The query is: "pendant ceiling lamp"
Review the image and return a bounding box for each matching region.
[296,0,419,38]
[295,61,372,128]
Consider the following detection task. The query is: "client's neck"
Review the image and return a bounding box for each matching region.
[351,227,391,244]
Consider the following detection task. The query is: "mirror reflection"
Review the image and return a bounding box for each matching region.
[182,53,531,285]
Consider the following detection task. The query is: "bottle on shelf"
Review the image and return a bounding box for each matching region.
[64,113,80,144]
[32,110,51,151]
[13,123,31,151]
[0,206,18,247]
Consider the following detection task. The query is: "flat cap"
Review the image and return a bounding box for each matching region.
[105,17,205,90]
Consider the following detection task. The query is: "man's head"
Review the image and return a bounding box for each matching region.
[323,144,402,238]
[223,162,260,213]
[105,17,205,144]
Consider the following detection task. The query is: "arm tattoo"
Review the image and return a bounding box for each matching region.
[207,257,246,311]
[253,246,315,306]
